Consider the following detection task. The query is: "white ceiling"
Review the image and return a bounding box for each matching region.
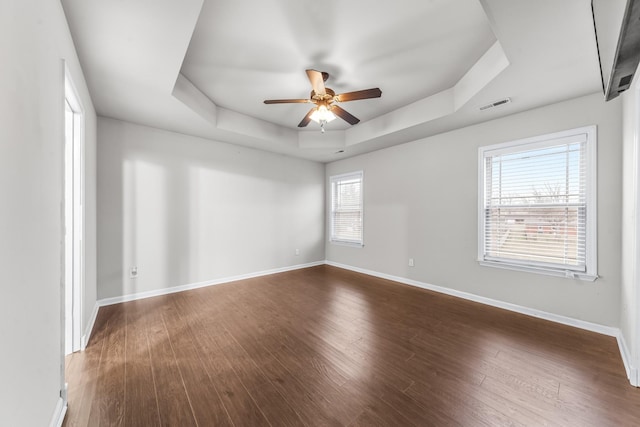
[62,0,602,162]
[181,0,496,130]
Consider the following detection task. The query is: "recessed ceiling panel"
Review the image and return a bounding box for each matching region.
[181,0,497,129]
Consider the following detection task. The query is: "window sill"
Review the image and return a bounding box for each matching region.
[478,260,598,282]
[330,240,364,248]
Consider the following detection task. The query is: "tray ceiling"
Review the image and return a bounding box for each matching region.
[62,0,601,162]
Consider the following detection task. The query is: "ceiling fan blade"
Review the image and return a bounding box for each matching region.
[264,99,311,104]
[336,88,382,102]
[306,69,326,96]
[331,105,360,125]
[298,108,316,127]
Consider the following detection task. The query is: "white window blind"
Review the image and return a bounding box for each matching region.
[330,171,363,245]
[479,126,597,280]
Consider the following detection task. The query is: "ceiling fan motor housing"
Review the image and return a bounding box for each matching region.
[311,87,336,102]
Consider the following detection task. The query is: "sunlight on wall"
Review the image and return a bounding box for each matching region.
[123,159,168,295]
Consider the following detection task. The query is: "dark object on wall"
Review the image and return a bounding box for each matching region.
[592,0,640,101]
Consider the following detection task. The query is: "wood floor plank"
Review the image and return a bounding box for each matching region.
[246,346,344,426]
[220,288,364,423]
[143,297,198,426]
[64,265,640,426]
[182,285,303,425]
[160,297,235,427]
[405,378,528,427]
[557,380,640,426]
[88,305,127,426]
[241,272,416,393]
[167,293,236,427]
[348,408,397,427]
[180,295,272,427]
[408,332,559,398]
[216,329,305,427]
[122,301,161,427]
[355,397,418,427]
[374,381,462,427]
[225,286,352,389]
[63,309,109,427]
[200,331,273,426]
[477,376,564,426]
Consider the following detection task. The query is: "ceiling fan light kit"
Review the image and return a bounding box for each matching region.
[310,105,336,123]
[264,69,382,132]
[310,105,336,133]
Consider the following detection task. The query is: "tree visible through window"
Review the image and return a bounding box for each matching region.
[330,171,363,245]
[479,126,597,280]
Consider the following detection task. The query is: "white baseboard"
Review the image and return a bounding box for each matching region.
[81,302,99,350]
[326,260,619,337]
[48,397,67,427]
[616,331,639,387]
[98,261,325,307]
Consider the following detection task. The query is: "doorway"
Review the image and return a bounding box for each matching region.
[64,69,84,355]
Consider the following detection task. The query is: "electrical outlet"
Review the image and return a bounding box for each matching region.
[408,258,415,267]
[295,248,300,256]
[130,266,138,278]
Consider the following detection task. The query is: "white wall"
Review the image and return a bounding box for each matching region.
[326,93,622,327]
[621,78,639,385]
[97,117,325,300]
[0,0,97,425]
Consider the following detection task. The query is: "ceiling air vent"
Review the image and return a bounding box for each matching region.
[479,98,511,111]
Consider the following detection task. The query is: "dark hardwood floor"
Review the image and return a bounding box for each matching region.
[63,265,640,426]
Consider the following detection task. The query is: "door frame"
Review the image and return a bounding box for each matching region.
[634,82,640,387]
[64,64,85,355]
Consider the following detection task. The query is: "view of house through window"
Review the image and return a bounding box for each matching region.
[479,126,597,280]
[330,171,363,246]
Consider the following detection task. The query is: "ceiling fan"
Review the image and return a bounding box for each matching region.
[264,69,382,132]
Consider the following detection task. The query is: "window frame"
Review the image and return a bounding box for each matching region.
[329,171,364,247]
[477,126,598,281]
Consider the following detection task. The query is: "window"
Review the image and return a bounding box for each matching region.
[478,126,597,281]
[330,171,364,246]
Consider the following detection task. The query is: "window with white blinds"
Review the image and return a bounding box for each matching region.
[330,171,364,246]
[478,126,597,280]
